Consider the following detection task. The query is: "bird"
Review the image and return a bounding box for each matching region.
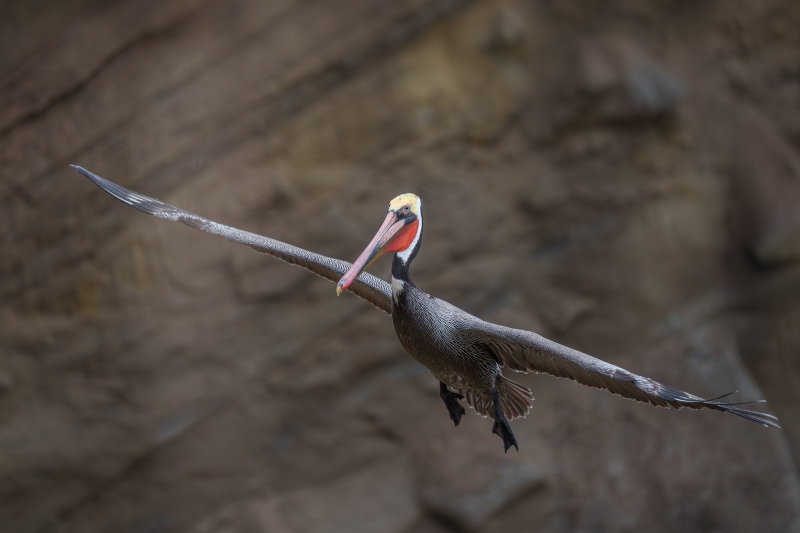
[71,165,780,452]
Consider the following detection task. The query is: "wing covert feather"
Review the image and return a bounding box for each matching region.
[465,319,779,428]
[72,166,392,314]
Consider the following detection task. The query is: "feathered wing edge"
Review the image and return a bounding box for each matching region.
[71,165,393,314]
[458,375,535,421]
[465,320,780,428]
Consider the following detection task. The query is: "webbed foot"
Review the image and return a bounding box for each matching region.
[490,385,519,453]
[440,382,466,427]
[491,417,519,453]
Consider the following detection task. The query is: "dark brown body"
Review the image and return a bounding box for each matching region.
[392,278,498,390]
[391,277,534,421]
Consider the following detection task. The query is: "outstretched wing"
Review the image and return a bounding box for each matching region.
[464,319,779,428]
[72,165,392,314]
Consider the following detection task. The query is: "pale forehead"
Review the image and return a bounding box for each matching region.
[388,193,419,211]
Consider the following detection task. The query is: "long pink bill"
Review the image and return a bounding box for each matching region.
[337,211,404,295]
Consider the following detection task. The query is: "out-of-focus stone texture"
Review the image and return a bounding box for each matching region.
[1,1,800,532]
[731,108,800,264]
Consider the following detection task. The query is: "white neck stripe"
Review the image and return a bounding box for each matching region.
[397,197,422,263]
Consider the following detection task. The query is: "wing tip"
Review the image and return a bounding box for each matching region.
[70,164,93,180]
[70,164,121,197]
[70,164,102,183]
[700,392,781,429]
[649,382,780,428]
[71,164,164,214]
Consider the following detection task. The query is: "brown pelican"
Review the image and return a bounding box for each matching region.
[71,165,779,452]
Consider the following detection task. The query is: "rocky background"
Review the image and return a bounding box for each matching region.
[2,1,800,532]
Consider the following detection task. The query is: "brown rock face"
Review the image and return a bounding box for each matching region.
[1,1,799,532]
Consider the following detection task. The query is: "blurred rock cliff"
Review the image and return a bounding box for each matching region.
[1,1,800,532]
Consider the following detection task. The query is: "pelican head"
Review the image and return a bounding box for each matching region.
[336,193,422,295]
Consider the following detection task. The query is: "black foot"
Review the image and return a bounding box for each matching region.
[440,382,466,427]
[492,417,519,453]
[490,385,519,453]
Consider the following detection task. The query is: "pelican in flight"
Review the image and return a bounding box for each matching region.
[72,165,779,452]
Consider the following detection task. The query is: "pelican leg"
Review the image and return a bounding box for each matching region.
[491,387,519,453]
[440,382,466,427]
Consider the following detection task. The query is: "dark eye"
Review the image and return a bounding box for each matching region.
[403,205,410,213]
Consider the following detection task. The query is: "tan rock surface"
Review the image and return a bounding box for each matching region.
[2,1,800,532]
